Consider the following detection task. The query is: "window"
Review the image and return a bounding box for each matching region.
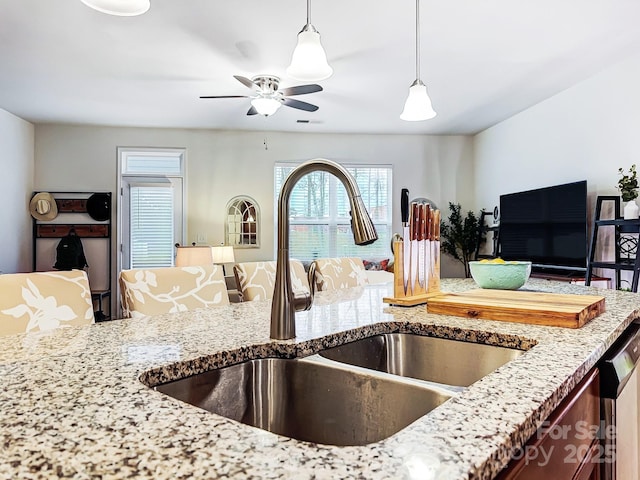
[118,148,185,270]
[226,196,260,248]
[129,184,174,268]
[274,163,392,261]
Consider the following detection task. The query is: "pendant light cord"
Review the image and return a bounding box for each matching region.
[307,0,311,25]
[415,0,420,80]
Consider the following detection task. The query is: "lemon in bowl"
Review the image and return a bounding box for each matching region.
[468,258,532,290]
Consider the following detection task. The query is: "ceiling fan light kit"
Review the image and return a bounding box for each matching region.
[401,0,437,122]
[286,0,333,82]
[251,97,282,116]
[200,75,322,117]
[80,0,150,16]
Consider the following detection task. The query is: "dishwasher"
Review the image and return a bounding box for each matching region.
[599,320,640,480]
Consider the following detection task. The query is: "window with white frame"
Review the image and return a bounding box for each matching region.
[119,148,185,270]
[274,163,393,261]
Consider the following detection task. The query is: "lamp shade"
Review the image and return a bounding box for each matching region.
[80,0,150,16]
[286,26,333,82]
[211,246,235,265]
[400,80,437,121]
[175,246,213,267]
[251,97,282,116]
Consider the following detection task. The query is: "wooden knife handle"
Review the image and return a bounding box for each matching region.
[418,204,426,241]
[410,202,420,240]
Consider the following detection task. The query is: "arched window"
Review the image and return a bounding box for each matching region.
[226,196,259,248]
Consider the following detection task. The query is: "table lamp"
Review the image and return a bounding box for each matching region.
[174,245,213,267]
[211,245,235,275]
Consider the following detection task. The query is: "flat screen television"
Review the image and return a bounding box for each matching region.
[499,180,588,273]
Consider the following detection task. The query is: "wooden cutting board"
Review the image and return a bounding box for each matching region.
[426,289,606,328]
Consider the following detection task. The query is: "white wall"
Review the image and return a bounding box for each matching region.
[34,125,474,287]
[473,51,640,283]
[0,108,34,273]
[474,51,640,213]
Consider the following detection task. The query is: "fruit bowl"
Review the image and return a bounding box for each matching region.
[468,259,532,290]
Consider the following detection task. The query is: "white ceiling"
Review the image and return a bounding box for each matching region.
[1,0,640,135]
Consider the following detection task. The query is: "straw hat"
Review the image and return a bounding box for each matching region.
[29,192,58,221]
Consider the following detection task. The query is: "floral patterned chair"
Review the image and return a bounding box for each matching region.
[233,260,309,302]
[0,270,95,336]
[119,264,229,319]
[311,257,369,291]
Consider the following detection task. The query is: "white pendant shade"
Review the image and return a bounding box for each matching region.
[80,0,150,16]
[286,26,333,81]
[401,0,437,122]
[251,97,282,116]
[400,80,437,121]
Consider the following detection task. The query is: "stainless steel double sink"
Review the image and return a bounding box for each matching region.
[154,333,524,446]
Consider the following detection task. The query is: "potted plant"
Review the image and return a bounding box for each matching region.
[618,164,639,219]
[440,202,485,278]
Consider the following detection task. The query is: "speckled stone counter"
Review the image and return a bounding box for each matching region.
[1,279,639,480]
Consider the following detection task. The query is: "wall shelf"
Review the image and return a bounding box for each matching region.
[585,195,640,291]
[32,191,112,320]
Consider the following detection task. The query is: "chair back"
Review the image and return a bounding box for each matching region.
[119,264,228,318]
[233,260,309,302]
[312,257,369,291]
[0,270,94,336]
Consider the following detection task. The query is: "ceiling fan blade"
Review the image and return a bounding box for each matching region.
[234,75,259,91]
[282,98,319,112]
[280,84,323,96]
[200,95,249,99]
[247,106,258,115]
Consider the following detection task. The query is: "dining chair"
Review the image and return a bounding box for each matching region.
[311,257,369,291]
[0,270,95,336]
[119,264,229,318]
[233,260,309,302]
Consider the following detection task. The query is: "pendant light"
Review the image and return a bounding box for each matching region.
[400,0,436,121]
[80,0,150,16]
[286,0,333,82]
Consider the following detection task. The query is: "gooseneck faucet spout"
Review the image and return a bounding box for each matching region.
[271,158,378,340]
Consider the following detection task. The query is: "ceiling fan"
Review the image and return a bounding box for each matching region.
[200,75,322,117]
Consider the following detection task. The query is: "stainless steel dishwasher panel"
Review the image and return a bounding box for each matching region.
[599,321,640,480]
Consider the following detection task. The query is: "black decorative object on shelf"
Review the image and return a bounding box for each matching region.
[585,195,640,292]
[86,193,111,221]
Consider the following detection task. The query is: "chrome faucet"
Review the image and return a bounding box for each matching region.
[271,158,378,340]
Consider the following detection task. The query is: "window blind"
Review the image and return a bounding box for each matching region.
[130,186,175,268]
[275,164,393,261]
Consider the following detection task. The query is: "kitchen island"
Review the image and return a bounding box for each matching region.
[1,278,638,479]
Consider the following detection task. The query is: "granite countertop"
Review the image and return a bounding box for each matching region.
[1,278,639,480]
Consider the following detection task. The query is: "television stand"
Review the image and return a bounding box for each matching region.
[531,271,611,289]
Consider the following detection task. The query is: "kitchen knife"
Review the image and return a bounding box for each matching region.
[424,203,431,290]
[401,189,410,295]
[434,208,441,287]
[417,203,426,289]
[410,202,419,295]
[429,206,436,278]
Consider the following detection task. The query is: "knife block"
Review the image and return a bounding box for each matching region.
[383,239,440,306]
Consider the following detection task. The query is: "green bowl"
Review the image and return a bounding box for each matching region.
[468,261,532,290]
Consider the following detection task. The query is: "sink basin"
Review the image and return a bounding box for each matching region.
[319,333,524,386]
[154,355,453,446]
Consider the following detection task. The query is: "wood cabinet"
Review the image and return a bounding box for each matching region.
[496,368,600,480]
